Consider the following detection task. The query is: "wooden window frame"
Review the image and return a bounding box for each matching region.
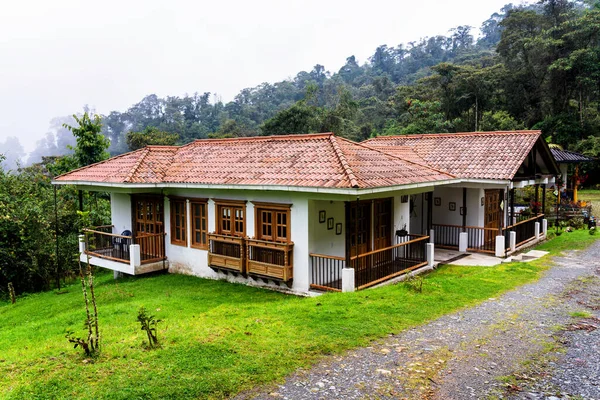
[170,198,187,246]
[133,195,164,236]
[190,200,208,249]
[253,202,292,243]
[214,200,246,237]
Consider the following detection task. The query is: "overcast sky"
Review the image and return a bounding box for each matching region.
[0,0,525,154]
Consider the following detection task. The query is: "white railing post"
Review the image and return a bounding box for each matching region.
[510,231,516,252]
[429,229,435,244]
[459,232,468,253]
[495,235,505,257]
[342,268,355,292]
[78,234,86,253]
[130,244,141,269]
[426,243,435,267]
[542,219,548,236]
[534,222,541,239]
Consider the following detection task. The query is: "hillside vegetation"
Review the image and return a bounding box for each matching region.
[20,1,598,185]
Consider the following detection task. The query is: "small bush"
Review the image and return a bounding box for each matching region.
[569,217,585,229]
[404,274,424,293]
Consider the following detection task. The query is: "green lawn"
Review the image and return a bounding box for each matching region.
[0,230,597,399]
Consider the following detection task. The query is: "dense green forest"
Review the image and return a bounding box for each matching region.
[2,0,600,296]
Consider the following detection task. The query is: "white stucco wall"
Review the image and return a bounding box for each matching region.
[158,188,312,293]
[110,193,131,234]
[393,194,411,238]
[105,186,438,293]
[431,187,463,226]
[431,187,486,228]
[308,200,346,258]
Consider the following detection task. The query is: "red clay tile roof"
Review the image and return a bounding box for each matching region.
[363,131,543,180]
[55,133,454,189]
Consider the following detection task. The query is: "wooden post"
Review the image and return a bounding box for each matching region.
[78,190,83,212]
[427,192,433,233]
[54,185,61,290]
[541,184,546,214]
[534,184,540,214]
[510,188,515,225]
[344,202,351,269]
[574,165,579,202]
[462,188,467,232]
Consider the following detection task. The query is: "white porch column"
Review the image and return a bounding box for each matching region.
[186,199,191,247]
[509,231,516,252]
[342,268,355,292]
[495,235,505,258]
[130,244,141,269]
[459,232,468,253]
[426,243,435,267]
[429,229,435,244]
[542,219,548,236]
[534,222,541,239]
[246,201,255,238]
[78,234,86,253]
[207,199,216,232]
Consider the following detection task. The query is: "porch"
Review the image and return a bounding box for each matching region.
[308,197,434,292]
[80,225,167,275]
[309,234,431,291]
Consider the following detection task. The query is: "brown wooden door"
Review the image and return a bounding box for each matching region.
[484,190,502,243]
[374,198,392,250]
[134,196,164,235]
[349,201,371,259]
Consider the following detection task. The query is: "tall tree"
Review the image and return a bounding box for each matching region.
[63,112,109,168]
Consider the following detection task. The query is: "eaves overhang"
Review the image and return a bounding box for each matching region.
[51,178,462,196]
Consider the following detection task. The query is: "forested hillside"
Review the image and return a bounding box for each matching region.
[23,1,599,168]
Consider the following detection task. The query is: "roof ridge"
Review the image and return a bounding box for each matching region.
[364,130,542,141]
[124,147,151,183]
[53,147,149,180]
[192,132,333,144]
[340,137,456,179]
[329,136,359,188]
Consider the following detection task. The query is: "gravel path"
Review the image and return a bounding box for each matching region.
[236,241,600,400]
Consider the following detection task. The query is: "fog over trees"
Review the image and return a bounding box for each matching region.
[4,0,599,182]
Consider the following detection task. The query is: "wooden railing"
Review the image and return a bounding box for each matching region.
[505,214,544,247]
[246,239,294,282]
[350,235,429,290]
[82,226,132,263]
[82,227,166,265]
[136,232,166,264]
[432,224,460,249]
[465,226,499,253]
[309,253,345,292]
[208,233,245,273]
[433,224,500,253]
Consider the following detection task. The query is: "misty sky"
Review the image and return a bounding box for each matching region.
[0,0,525,154]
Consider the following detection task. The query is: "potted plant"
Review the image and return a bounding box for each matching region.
[396,224,408,238]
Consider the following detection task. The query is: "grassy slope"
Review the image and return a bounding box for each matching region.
[0,231,597,399]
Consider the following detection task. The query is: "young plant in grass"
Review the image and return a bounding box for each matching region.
[404,273,424,293]
[137,306,161,349]
[7,282,15,304]
[66,212,100,357]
